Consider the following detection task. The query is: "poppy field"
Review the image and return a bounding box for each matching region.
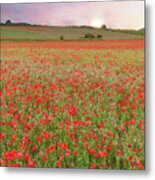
[0,40,144,169]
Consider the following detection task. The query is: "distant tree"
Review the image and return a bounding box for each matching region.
[102,25,107,29]
[6,20,12,25]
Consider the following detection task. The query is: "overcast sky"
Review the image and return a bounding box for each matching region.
[1,1,144,30]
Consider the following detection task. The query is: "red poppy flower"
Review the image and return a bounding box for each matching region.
[42,131,49,140]
[56,161,61,167]
[90,164,97,169]
[4,150,17,161]
[68,107,76,116]
[99,151,108,157]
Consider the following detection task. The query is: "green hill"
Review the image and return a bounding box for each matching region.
[0,25,144,41]
[107,28,145,36]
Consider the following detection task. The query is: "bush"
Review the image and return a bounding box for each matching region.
[84,33,95,39]
[97,34,102,39]
[60,35,64,40]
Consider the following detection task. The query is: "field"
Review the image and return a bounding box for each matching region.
[1,25,144,41]
[0,39,144,169]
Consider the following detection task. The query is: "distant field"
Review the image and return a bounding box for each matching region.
[0,25,144,41]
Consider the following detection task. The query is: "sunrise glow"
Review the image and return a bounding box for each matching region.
[91,19,103,28]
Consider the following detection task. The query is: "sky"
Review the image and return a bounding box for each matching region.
[1,1,144,30]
